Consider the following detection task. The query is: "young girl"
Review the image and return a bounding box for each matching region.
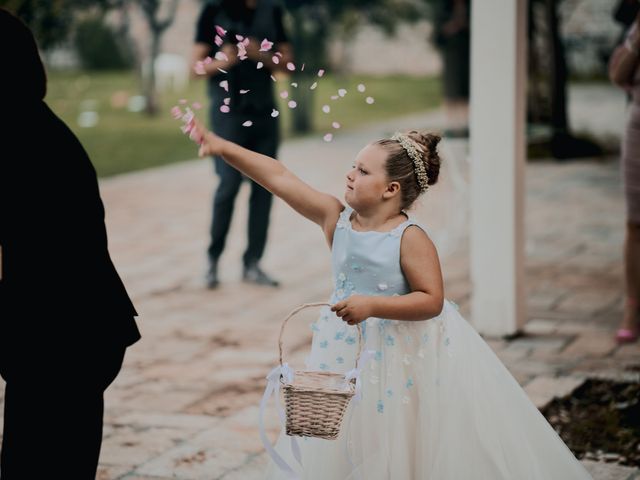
[194,124,593,479]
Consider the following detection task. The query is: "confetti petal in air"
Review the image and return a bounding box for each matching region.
[219,80,229,92]
[171,106,182,119]
[204,56,213,64]
[330,95,339,100]
[217,68,228,74]
[301,63,305,71]
[280,90,289,99]
[270,75,277,82]
[214,51,229,62]
[215,25,227,37]
[242,120,253,127]
[239,89,250,94]
[272,55,280,64]
[310,82,318,90]
[275,51,283,57]
[192,102,202,110]
[235,34,244,41]
[237,42,247,60]
[322,105,330,114]
[357,83,366,92]
[318,69,325,77]
[338,89,347,97]
[366,96,375,104]
[220,105,230,113]
[271,109,280,118]
[214,35,223,47]
[323,133,333,142]
[179,99,187,104]
[223,97,230,105]
[288,100,297,108]
[286,62,295,71]
[257,61,264,69]
[291,82,298,88]
[260,38,274,51]
[194,62,206,75]
[332,122,341,129]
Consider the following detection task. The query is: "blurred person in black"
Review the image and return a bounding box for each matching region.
[192,0,293,289]
[0,9,140,478]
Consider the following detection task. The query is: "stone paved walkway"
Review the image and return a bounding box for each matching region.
[1,84,639,479]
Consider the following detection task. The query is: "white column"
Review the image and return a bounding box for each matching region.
[469,0,527,336]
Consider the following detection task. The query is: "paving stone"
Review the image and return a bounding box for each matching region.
[581,460,640,480]
[523,375,585,409]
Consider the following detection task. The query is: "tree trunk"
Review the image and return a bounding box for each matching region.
[145,31,160,115]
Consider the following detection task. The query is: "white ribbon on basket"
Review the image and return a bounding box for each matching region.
[259,363,303,480]
[342,349,376,403]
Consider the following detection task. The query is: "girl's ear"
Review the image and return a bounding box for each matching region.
[383,181,401,199]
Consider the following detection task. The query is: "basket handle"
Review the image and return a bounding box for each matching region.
[278,302,363,370]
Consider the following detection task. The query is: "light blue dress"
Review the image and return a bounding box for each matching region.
[266,207,593,480]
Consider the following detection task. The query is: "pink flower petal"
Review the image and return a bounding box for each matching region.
[322,105,330,114]
[215,25,227,37]
[271,109,280,118]
[332,122,341,129]
[330,95,339,100]
[223,97,230,105]
[194,62,206,75]
[338,89,347,97]
[179,99,187,104]
[288,100,297,108]
[214,51,229,62]
[318,69,325,77]
[242,120,253,127]
[270,75,277,82]
[280,90,289,99]
[291,82,298,88]
[286,62,295,71]
[257,61,264,69]
[310,82,318,90]
[275,51,283,57]
[203,56,213,64]
[214,35,223,47]
[170,106,182,119]
[272,55,280,64]
[220,105,230,113]
[323,133,333,142]
[366,96,375,104]
[235,34,244,41]
[192,102,202,110]
[357,83,366,92]
[219,80,229,92]
[240,89,250,94]
[260,38,274,52]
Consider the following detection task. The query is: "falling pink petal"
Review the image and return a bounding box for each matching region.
[338,89,347,97]
[214,35,223,47]
[286,62,295,71]
[331,95,339,100]
[275,51,283,57]
[171,106,182,119]
[271,109,280,118]
[203,56,213,64]
[357,83,366,93]
[301,63,305,71]
[181,123,193,134]
[322,105,330,114]
[288,100,297,108]
[323,133,333,142]
[179,99,187,104]
[257,61,264,69]
[260,38,274,51]
[237,42,247,60]
[332,122,341,129]
[242,120,253,127]
[272,55,280,64]
[223,97,230,105]
[270,75,277,82]
[310,82,318,90]
[219,80,229,92]
[366,96,375,104]
[215,51,229,62]
[235,34,244,41]
[192,102,202,110]
[280,90,289,99]
[215,25,227,37]
[291,82,298,88]
[217,68,228,74]
[220,105,230,113]
[194,62,206,75]
[240,89,250,94]
[181,107,194,123]
[318,69,325,77]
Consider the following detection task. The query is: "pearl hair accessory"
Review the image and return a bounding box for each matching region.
[391,132,429,192]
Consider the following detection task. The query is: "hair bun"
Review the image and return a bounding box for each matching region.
[407,130,441,186]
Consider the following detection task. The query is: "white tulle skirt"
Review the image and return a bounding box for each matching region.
[264,300,593,480]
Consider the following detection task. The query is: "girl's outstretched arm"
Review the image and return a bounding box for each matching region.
[196,123,343,244]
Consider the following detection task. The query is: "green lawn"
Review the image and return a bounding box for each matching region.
[46,70,442,178]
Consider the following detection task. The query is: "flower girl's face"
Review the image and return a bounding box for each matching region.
[345,144,391,210]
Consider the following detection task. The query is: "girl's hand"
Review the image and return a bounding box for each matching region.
[331,295,373,325]
[192,119,226,157]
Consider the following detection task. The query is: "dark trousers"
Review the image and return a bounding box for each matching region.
[0,343,126,479]
[208,113,279,266]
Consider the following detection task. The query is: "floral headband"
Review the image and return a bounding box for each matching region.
[391,132,429,192]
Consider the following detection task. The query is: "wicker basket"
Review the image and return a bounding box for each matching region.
[278,302,362,440]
